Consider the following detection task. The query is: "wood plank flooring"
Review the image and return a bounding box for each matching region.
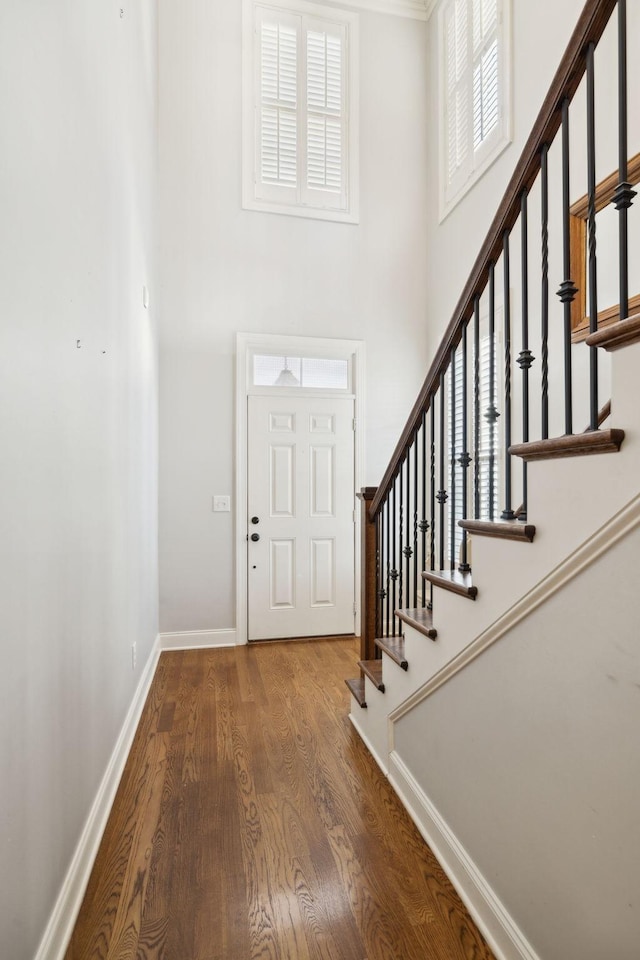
[65,637,495,960]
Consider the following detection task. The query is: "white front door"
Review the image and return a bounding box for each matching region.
[247,395,355,641]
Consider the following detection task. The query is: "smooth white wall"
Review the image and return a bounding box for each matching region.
[0,3,158,958]
[158,0,430,633]
[394,521,640,960]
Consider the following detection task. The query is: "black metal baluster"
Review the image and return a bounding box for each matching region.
[420,410,428,608]
[437,373,447,571]
[586,42,599,431]
[403,445,412,607]
[413,431,419,608]
[385,497,391,637]
[375,512,381,642]
[502,234,515,520]
[473,296,481,517]
[486,263,499,519]
[518,191,534,520]
[429,401,435,609]
[449,351,456,569]
[378,507,385,639]
[398,463,404,615]
[614,0,636,323]
[391,479,397,635]
[541,143,550,440]
[557,98,577,435]
[458,323,471,572]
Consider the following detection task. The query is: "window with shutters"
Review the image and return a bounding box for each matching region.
[447,323,501,564]
[439,0,511,219]
[242,0,359,223]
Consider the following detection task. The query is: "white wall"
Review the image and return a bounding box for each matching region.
[394,519,640,960]
[0,3,158,958]
[157,0,431,633]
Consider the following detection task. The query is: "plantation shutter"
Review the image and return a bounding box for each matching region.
[444,0,470,191]
[254,8,348,212]
[256,9,299,205]
[303,21,346,209]
[471,0,499,152]
[443,0,503,202]
[475,331,500,520]
[447,330,500,563]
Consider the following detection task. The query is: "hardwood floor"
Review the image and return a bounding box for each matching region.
[66,637,495,960]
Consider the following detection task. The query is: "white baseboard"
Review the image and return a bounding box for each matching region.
[159,627,237,650]
[34,633,162,960]
[348,710,389,776]
[388,751,541,960]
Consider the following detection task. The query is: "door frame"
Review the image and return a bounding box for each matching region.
[235,332,365,646]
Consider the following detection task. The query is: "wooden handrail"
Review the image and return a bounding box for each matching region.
[370,0,618,519]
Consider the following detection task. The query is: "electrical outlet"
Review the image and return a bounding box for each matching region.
[132,641,137,670]
[213,495,231,512]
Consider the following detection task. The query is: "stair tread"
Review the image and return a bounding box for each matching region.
[422,569,478,600]
[459,518,536,543]
[358,659,385,691]
[345,677,367,708]
[586,312,640,352]
[509,429,624,462]
[395,607,438,640]
[375,635,408,670]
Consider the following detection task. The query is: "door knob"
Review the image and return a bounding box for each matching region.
[250,533,260,542]
[251,516,260,524]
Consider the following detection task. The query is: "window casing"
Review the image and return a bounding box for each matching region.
[243,0,359,223]
[439,0,511,219]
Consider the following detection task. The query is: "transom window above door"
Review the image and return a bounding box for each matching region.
[242,0,359,224]
[252,354,351,391]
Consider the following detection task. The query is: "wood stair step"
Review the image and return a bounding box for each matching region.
[422,569,477,600]
[345,677,367,708]
[509,429,624,462]
[586,312,640,351]
[358,659,385,692]
[395,607,437,640]
[459,518,536,543]
[375,635,408,670]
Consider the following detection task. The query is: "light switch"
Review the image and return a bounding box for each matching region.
[213,495,231,512]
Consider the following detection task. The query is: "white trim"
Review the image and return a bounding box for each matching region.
[328,0,435,22]
[160,628,238,650]
[236,332,365,646]
[390,487,640,726]
[388,751,543,960]
[242,0,360,224]
[348,710,389,775]
[437,0,513,223]
[33,634,162,960]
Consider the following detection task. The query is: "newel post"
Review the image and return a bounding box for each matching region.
[357,487,378,662]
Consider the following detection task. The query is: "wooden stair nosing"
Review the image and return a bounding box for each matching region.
[358,659,385,692]
[459,518,536,543]
[345,677,367,708]
[509,428,624,462]
[585,312,640,352]
[394,607,437,640]
[375,635,408,670]
[422,569,478,600]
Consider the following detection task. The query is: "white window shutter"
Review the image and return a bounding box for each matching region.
[256,10,300,204]
[303,21,346,210]
[445,0,471,193]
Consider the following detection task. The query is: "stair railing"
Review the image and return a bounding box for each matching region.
[359,0,636,661]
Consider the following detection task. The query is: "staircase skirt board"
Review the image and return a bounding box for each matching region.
[459,519,536,543]
[422,570,477,600]
[345,677,367,708]
[358,659,385,692]
[586,312,640,351]
[375,635,409,670]
[509,429,624,461]
[395,607,438,639]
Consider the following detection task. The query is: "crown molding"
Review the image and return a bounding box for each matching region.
[336,0,437,21]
